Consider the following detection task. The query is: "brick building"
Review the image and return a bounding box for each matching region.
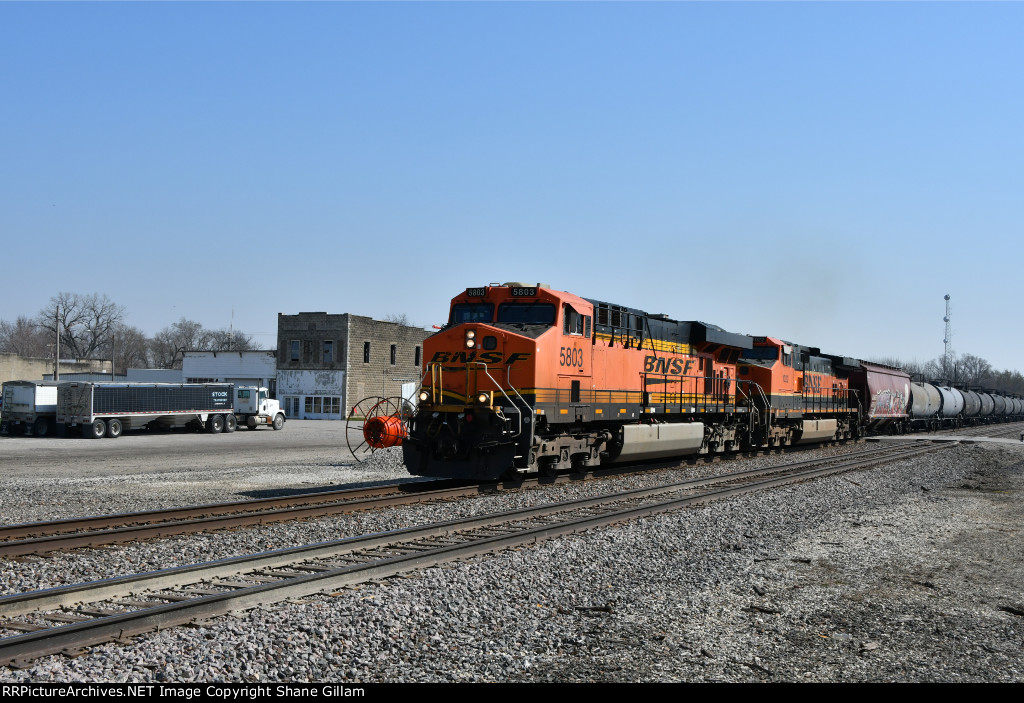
[276,312,431,420]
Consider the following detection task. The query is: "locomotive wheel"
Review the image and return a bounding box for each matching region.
[345,396,413,462]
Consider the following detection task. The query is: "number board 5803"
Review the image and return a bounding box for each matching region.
[510,287,537,297]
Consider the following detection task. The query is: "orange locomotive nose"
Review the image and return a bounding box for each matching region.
[363,414,407,448]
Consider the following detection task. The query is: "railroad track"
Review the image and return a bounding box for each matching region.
[0,440,952,666]
[0,438,868,558]
[5,422,1019,558]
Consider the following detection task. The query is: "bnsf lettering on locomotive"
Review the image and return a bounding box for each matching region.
[643,355,693,376]
[429,351,530,365]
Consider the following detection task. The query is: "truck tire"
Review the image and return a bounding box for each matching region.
[85,419,106,439]
[224,414,237,433]
[272,413,285,431]
[106,418,123,438]
[32,417,51,437]
[207,415,225,434]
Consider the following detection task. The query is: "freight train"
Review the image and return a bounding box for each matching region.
[360,283,1021,480]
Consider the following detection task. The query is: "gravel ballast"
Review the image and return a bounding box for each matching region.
[1,422,1022,682]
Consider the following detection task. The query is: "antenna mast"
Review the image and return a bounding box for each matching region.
[943,294,953,379]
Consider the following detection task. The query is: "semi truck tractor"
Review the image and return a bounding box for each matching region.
[55,382,285,438]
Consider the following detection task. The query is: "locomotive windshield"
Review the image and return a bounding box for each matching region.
[450,303,494,324]
[497,303,556,325]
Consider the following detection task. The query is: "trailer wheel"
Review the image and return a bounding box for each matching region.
[32,417,51,437]
[207,414,225,434]
[272,413,285,431]
[106,419,123,438]
[85,419,106,439]
[224,414,237,433]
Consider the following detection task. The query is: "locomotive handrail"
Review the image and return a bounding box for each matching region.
[468,361,525,440]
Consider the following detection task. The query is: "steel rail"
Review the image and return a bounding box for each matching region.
[0,441,947,665]
[0,479,457,541]
[0,438,907,558]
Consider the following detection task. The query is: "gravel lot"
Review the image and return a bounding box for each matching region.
[1,420,1022,682]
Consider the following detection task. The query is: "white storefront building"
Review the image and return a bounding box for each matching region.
[181,350,279,395]
[275,369,346,421]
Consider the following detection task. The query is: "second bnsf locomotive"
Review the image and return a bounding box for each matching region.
[399,283,882,480]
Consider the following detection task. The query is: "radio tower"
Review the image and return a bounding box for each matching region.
[943,294,953,380]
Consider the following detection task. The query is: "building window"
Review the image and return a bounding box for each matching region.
[290,340,300,362]
[323,341,333,364]
[390,344,397,365]
[415,346,421,367]
[187,377,216,383]
[285,397,300,417]
[302,396,340,415]
[364,342,371,363]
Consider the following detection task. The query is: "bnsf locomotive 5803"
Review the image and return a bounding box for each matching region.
[368,283,1021,481]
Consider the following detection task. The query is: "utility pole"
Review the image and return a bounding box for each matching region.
[53,304,60,381]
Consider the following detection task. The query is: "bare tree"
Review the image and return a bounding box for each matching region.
[0,316,52,357]
[36,292,125,360]
[204,328,255,352]
[384,313,411,326]
[109,324,151,372]
[150,318,205,369]
[149,318,256,369]
[955,353,993,388]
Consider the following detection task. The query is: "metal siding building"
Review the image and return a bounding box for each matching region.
[182,351,278,395]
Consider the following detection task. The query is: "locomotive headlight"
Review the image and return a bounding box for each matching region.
[466,339,476,348]
[476,392,490,405]
[418,390,431,403]
[465,329,476,348]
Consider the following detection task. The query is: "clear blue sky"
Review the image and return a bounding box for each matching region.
[2,2,1021,371]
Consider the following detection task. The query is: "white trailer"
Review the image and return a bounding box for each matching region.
[0,381,60,436]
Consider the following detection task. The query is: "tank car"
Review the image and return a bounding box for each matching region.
[960,389,982,424]
[909,382,943,431]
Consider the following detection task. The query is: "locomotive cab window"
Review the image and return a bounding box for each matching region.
[497,303,556,325]
[563,305,586,335]
[450,303,494,324]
